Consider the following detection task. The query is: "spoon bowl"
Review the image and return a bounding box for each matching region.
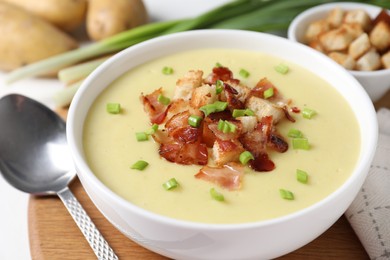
[0,94,118,259]
[0,94,74,195]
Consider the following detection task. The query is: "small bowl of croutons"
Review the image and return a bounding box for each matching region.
[288,2,390,102]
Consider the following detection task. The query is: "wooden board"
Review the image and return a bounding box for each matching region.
[29,90,390,260]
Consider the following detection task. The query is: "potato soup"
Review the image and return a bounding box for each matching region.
[83,49,360,224]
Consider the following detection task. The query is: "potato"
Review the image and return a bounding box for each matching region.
[87,0,148,41]
[1,0,87,31]
[0,2,78,71]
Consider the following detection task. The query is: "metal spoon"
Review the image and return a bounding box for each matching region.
[0,94,118,260]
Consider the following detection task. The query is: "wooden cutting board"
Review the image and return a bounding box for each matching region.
[29,91,390,260]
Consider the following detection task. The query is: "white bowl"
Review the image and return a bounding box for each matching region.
[288,2,390,102]
[67,29,378,260]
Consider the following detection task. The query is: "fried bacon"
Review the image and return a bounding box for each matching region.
[141,88,169,124]
[195,163,244,190]
[159,141,208,165]
[204,66,240,85]
[140,67,297,190]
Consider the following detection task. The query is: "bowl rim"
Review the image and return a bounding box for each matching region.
[67,29,378,231]
[287,1,390,77]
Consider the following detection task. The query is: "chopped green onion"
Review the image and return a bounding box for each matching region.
[157,94,170,105]
[302,107,317,119]
[296,169,309,184]
[292,138,310,150]
[131,160,149,171]
[162,66,174,75]
[106,103,121,114]
[232,109,245,117]
[188,115,203,128]
[135,132,149,141]
[279,189,294,200]
[146,124,159,135]
[217,120,236,133]
[232,108,255,118]
[239,68,250,78]
[263,88,274,99]
[215,62,223,68]
[239,151,254,165]
[275,64,289,74]
[210,188,224,201]
[199,101,227,116]
[244,109,255,116]
[287,128,303,138]
[215,80,224,94]
[162,178,179,190]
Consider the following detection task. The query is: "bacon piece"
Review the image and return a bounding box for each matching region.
[204,66,240,85]
[201,117,217,148]
[165,111,190,133]
[195,162,244,190]
[224,83,245,110]
[250,153,275,172]
[170,127,200,144]
[282,106,295,123]
[159,141,208,165]
[141,88,169,124]
[269,133,288,153]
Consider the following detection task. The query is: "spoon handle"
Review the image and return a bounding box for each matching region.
[58,187,118,260]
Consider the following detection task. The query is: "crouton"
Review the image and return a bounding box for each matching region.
[348,33,371,59]
[319,25,357,51]
[344,9,372,32]
[236,116,257,133]
[381,50,390,69]
[308,40,325,53]
[173,70,204,100]
[305,20,330,42]
[327,7,345,28]
[190,85,217,109]
[328,52,356,70]
[246,96,284,124]
[229,82,251,103]
[212,139,244,166]
[369,21,390,52]
[356,48,381,71]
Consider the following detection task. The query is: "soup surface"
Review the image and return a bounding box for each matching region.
[83,49,360,224]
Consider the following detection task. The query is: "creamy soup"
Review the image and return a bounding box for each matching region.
[83,49,360,224]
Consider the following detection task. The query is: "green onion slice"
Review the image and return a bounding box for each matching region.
[239,151,254,165]
[135,132,149,141]
[157,94,170,105]
[106,103,121,114]
[131,160,149,171]
[263,88,274,99]
[146,124,159,135]
[302,107,317,119]
[162,66,174,75]
[296,169,309,184]
[217,120,236,133]
[279,189,294,200]
[162,178,179,190]
[188,115,203,128]
[210,188,224,201]
[215,80,224,94]
[232,108,255,118]
[239,68,250,78]
[215,62,223,68]
[275,64,289,74]
[287,128,303,138]
[292,138,310,150]
[199,101,227,116]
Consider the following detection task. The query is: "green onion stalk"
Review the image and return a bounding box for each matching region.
[5,0,390,104]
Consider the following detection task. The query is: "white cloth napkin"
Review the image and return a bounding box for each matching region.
[346,108,390,260]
